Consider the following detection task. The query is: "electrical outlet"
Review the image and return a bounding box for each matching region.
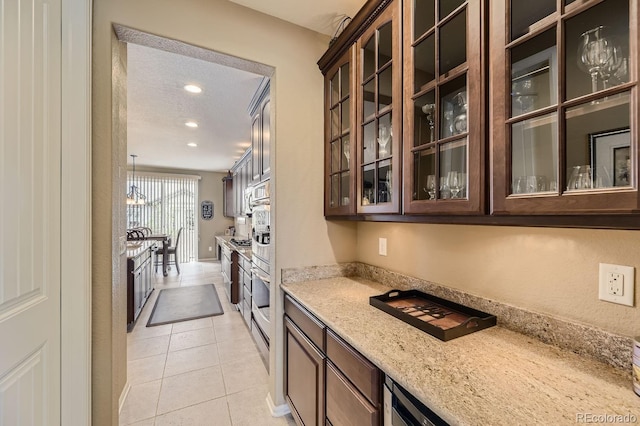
[599,263,635,306]
[208,246,212,252]
[378,238,387,256]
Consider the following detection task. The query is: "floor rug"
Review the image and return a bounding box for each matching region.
[147,284,223,327]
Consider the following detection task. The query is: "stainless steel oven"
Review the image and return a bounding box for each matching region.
[383,376,448,426]
[250,181,270,368]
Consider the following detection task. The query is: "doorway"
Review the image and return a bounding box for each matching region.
[115,27,283,424]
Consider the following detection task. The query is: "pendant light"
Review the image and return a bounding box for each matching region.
[126,154,146,205]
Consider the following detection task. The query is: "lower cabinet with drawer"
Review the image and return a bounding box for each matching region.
[284,294,382,426]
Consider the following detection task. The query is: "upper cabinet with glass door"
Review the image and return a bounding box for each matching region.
[403,0,486,214]
[324,47,356,216]
[491,0,638,214]
[356,0,402,214]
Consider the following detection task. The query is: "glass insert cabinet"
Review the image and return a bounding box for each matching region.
[324,48,357,215]
[403,0,486,214]
[491,0,639,214]
[320,0,640,222]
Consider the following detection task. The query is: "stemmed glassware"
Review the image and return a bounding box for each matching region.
[421,103,436,142]
[448,171,466,199]
[377,125,392,157]
[343,140,350,164]
[578,26,624,95]
[425,175,436,200]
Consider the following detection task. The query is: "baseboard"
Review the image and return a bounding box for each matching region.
[266,392,290,417]
[119,381,131,414]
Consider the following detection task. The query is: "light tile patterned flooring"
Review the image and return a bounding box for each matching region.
[120,261,296,426]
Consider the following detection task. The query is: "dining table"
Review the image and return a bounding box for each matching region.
[145,233,171,276]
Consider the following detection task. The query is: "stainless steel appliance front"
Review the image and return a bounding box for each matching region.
[383,376,448,426]
[250,188,271,368]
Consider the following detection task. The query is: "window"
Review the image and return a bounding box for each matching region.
[127,172,199,263]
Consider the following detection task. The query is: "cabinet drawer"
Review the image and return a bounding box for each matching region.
[326,361,379,426]
[326,328,381,406]
[243,299,251,326]
[243,271,252,290]
[284,294,325,351]
[239,254,251,271]
[243,285,251,305]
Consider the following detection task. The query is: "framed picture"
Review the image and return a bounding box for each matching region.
[589,128,631,188]
[201,200,214,220]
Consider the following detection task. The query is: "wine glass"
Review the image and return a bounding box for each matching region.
[448,171,462,199]
[440,175,451,199]
[343,140,350,164]
[425,175,436,200]
[421,103,436,142]
[377,125,392,156]
[577,26,619,95]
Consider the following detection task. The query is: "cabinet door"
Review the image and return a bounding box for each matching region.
[356,0,402,214]
[222,176,233,218]
[133,267,143,319]
[326,361,379,426]
[261,99,271,180]
[251,112,261,182]
[403,0,486,214]
[325,47,357,216]
[284,316,325,426]
[491,0,639,214]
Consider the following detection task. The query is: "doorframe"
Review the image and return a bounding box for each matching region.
[60,0,92,423]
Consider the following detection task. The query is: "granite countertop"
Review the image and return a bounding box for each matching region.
[281,277,639,426]
[125,240,156,258]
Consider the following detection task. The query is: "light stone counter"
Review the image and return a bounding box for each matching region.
[281,277,639,426]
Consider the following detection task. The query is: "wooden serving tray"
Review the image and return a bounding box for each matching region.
[369,289,497,341]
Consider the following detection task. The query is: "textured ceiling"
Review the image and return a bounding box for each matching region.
[127,43,265,173]
[126,0,367,173]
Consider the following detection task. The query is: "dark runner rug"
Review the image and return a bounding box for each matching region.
[147,284,223,327]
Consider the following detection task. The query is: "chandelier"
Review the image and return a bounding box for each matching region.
[126,154,146,205]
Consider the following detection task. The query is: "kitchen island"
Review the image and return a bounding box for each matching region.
[282,277,639,425]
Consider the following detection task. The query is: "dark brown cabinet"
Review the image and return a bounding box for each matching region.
[127,243,154,331]
[231,150,251,218]
[222,173,234,218]
[284,316,325,426]
[284,294,382,426]
[403,0,486,214]
[356,0,402,214]
[324,47,357,216]
[318,0,640,228]
[250,79,271,184]
[490,0,639,215]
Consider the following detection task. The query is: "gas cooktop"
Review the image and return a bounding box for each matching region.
[230,238,252,247]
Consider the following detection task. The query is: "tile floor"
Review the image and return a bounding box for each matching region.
[120,261,296,426]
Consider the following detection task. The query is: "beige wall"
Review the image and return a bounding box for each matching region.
[93,0,356,422]
[198,171,235,259]
[91,29,128,424]
[357,222,640,337]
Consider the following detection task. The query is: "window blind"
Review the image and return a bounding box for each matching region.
[126,172,198,263]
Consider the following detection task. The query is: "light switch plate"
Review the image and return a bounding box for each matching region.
[378,238,387,256]
[599,263,635,306]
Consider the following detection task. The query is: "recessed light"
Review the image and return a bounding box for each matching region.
[187,142,198,148]
[185,121,198,128]
[184,84,202,94]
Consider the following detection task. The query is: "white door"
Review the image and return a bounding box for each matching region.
[0,0,62,424]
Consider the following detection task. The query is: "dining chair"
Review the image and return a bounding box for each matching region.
[154,227,183,275]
